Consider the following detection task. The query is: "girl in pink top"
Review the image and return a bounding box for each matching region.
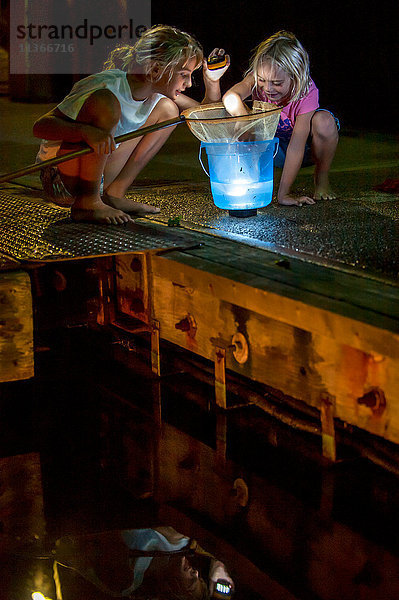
[223,31,339,206]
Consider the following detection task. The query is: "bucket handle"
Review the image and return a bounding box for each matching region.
[273,138,279,158]
[199,144,210,178]
[199,138,279,178]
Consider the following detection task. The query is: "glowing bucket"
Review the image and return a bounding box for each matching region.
[200,138,279,216]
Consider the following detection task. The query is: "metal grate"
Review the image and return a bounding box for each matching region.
[0,191,191,262]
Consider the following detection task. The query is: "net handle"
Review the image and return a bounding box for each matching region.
[0,115,186,185]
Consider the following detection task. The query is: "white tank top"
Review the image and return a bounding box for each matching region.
[36,69,165,161]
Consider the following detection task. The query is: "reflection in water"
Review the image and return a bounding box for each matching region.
[3,328,399,599]
[55,526,234,599]
[0,526,234,600]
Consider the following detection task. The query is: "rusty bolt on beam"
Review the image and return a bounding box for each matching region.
[357,388,386,416]
[175,314,197,338]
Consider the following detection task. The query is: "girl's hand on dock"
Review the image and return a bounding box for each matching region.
[278,195,316,206]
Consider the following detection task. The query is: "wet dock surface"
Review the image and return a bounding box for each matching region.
[126,178,399,281]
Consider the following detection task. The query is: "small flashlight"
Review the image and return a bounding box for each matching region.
[212,579,234,599]
[207,55,227,70]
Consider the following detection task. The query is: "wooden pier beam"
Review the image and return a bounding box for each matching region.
[320,392,337,462]
[214,346,227,410]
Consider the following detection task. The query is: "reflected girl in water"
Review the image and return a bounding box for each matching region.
[54,525,234,599]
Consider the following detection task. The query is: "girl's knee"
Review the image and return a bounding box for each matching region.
[312,110,338,138]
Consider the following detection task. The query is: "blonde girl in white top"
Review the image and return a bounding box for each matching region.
[34,25,229,225]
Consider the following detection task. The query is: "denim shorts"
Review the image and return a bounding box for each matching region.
[274,109,340,169]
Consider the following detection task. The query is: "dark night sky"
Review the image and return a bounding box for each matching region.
[152,0,399,132]
[5,0,398,132]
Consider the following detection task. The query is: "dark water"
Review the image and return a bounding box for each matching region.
[1,326,399,600]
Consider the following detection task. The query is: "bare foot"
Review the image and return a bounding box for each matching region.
[314,173,337,200]
[314,187,337,200]
[278,195,315,206]
[71,199,133,225]
[103,192,161,215]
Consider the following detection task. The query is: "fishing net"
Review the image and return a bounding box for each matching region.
[182,101,282,143]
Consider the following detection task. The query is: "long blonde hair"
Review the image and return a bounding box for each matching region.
[247,30,311,102]
[103,24,203,82]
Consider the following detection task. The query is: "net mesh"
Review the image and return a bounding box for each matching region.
[182,101,282,143]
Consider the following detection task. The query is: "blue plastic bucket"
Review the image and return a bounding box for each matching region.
[200,138,279,213]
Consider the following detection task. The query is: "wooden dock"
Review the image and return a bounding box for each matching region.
[1,185,398,470]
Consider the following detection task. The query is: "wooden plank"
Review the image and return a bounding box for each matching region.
[151,319,161,376]
[149,255,399,444]
[115,253,151,325]
[0,270,34,382]
[183,241,399,318]
[166,248,399,333]
[151,255,399,359]
[214,347,227,409]
[320,393,337,461]
[111,224,399,323]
